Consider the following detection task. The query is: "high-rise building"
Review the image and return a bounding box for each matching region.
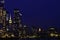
[2,9,6,27]
[13,9,23,37]
[0,0,5,16]
[9,14,12,24]
[0,7,3,23]
[0,0,5,28]
[13,9,23,31]
[14,9,22,24]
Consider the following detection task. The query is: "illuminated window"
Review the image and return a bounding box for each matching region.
[24,25,27,27]
[50,33,55,37]
[3,10,6,16]
[9,15,12,24]
[9,19,12,24]
[38,28,41,32]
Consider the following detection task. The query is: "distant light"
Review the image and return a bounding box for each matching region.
[9,19,12,24]
[24,25,27,27]
[38,28,41,32]
[11,34,15,37]
[0,30,3,33]
[50,33,55,37]
[3,27,5,29]
[3,10,6,16]
[14,10,19,13]
[6,16,8,21]
[9,14,12,24]
[55,34,58,37]
[19,13,22,16]
[5,33,9,37]
[50,28,55,30]
[7,28,9,31]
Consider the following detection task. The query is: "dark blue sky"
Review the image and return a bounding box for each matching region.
[5,0,60,28]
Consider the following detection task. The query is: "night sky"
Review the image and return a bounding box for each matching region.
[5,0,60,29]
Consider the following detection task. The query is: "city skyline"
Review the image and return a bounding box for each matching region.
[0,0,60,39]
[4,0,60,29]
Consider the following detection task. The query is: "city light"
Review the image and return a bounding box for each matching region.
[0,0,59,39]
[55,34,58,37]
[38,28,41,32]
[9,15,12,24]
[50,33,55,37]
[11,34,15,37]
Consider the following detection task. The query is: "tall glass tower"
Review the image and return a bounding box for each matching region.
[0,0,5,28]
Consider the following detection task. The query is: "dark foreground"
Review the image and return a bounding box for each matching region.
[0,38,59,40]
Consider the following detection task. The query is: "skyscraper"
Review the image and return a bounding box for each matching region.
[0,0,5,28]
[12,9,23,37]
